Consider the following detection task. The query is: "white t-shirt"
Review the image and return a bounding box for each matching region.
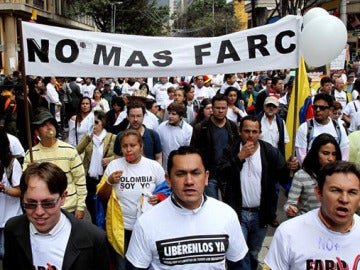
[226,108,247,125]
[333,89,347,111]
[68,112,94,146]
[219,81,241,94]
[104,157,165,230]
[344,100,360,124]
[126,196,248,269]
[260,116,290,148]
[7,133,25,157]
[0,158,22,227]
[240,145,262,207]
[30,213,71,269]
[157,121,193,171]
[81,84,96,98]
[122,82,141,96]
[295,118,349,162]
[151,82,173,107]
[194,85,214,101]
[265,209,360,270]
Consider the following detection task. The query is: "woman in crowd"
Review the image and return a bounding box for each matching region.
[284,133,342,217]
[224,86,247,125]
[191,98,212,126]
[106,96,125,133]
[184,83,200,115]
[76,110,116,224]
[96,129,168,269]
[92,88,110,113]
[68,97,94,146]
[0,127,22,258]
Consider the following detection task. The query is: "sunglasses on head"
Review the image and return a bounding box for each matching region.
[313,105,329,111]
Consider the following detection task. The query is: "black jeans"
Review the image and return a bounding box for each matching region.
[85,175,101,224]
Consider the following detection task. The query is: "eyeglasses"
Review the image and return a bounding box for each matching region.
[94,120,100,125]
[332,111,342,116]
[313,105,329,111]
[23,197,61,210]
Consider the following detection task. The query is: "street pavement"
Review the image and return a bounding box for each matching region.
[258,187,288,269]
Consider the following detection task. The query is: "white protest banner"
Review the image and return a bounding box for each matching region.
[21,15,301,77]
[330,49,346,70]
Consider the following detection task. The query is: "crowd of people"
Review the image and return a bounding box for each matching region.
[0,64,360,269]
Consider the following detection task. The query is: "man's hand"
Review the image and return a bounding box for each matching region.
[238,140,256,161]
[287,156,299,171]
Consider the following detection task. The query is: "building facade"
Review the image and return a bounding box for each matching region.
[0,0,96,75]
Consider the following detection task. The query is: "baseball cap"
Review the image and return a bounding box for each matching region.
[264,96,279,107]
[32,110,58,128]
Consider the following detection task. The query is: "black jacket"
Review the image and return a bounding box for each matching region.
[217,139,290,226]
[190,118,239,177]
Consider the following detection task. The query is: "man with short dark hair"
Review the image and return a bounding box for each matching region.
[265,161,360,269]
[3,162,109,270]
[191,94,239,199]
[157,102,193,170]
[217,115,298,270]
[126,146,248,269]
[295,93,349,164]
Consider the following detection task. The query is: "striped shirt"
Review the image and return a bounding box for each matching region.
[24,140,87,212]
[284,169,320,216]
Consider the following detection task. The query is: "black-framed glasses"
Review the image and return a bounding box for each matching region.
[22,197,61,210]
[313,105,329,111]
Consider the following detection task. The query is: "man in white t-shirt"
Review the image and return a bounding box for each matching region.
[151,77,173,108]
[81,77,96,98]
[295,93,349,164]
[3,162,109,270]
[193,75,214,102]
[126,146,248,269]
[264,161,360,270]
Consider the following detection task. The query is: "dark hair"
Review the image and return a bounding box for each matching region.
[332,101,342,111]
[127,102,145,117]
[239,115,261,131]
[94,110,107,127]
[92,88,102,100]
[303,133,342,179]
[317,161,360,192]
[246,80,255,87]
[167,102,186,117]
[146,99,157,111]
[75,97,92,123]
[353,78,360,93]
[167,146,205,174]
[20,162,68,196]
[271,77,282,86]
[194,98,212,124]
[0,128,13,185]
[211,93,228,106]
[224,86,239,97]
[139,83,150,95]
[119,129,143,147]
[111,96,125,109]
[320,76,333,86]
[313,93,334,107]
[224,73,235,80]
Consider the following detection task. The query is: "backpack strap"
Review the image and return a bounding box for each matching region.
[331,119,342,145]
[306,119,314,153]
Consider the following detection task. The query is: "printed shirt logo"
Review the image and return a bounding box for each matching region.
[156,234,229,266]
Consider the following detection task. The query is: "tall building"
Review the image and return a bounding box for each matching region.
[0,0,96,75]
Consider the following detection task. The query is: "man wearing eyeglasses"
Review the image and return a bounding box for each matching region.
[295,93,349,164]
[3,162,109,270]
[23,110,87,219]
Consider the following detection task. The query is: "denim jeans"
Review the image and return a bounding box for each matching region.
[204,178,220,199]
[238,210,267,270]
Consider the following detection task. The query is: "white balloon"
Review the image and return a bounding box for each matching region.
[303,7,328,27]
[300,15,347,67]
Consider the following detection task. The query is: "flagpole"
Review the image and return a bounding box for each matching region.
[291,66,299,157]
[17,18,33,163]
